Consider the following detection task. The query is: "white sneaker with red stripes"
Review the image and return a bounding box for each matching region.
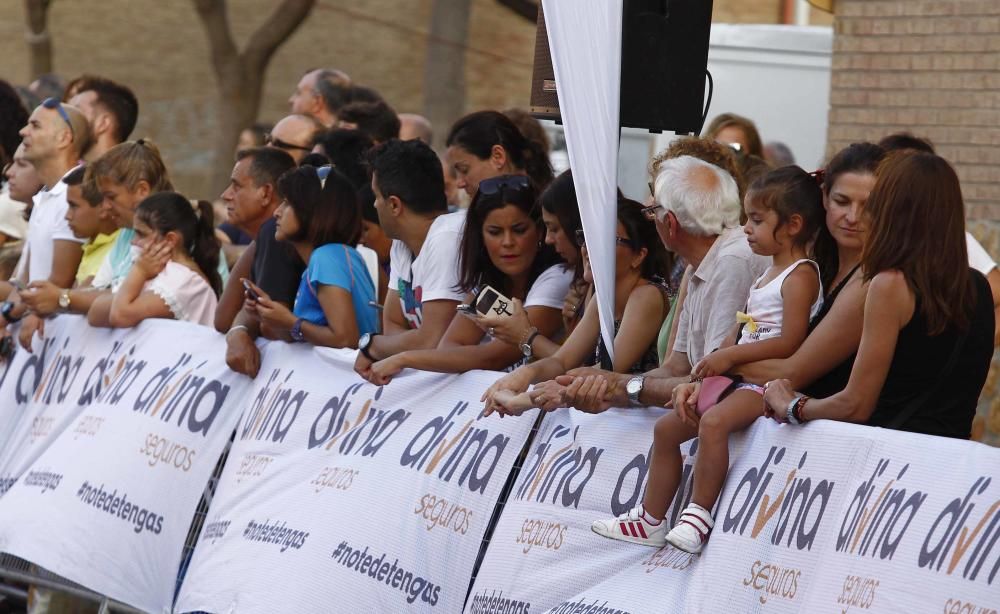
[591,505,667,547]
[665,503,714,554]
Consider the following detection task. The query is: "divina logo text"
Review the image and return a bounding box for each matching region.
[400,400,509,495]
[720,446,836,551]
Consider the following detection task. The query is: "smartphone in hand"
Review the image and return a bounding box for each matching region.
[242,279,261,301]
[475,285,514,318]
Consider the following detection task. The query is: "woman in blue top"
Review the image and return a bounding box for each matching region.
[244,165,376,348]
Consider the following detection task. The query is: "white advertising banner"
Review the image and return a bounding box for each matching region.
[0,317,249,614]
[176,345,538,614]
[467,408,1000,614]
[0,316,123,495]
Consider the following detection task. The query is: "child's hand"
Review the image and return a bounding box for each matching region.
[670,381,701,427]
[135,240,171,280]
[692,350,734,379]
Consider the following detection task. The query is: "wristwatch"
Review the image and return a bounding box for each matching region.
[290,318,306,342]
[58,289,71,311]
[786,396,807,425]
[520,327,540,358]
[626,375,645,406]
[358,332,378,361]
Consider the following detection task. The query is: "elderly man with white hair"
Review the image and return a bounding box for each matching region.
[557,155,770,411]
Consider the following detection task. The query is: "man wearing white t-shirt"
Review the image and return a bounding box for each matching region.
[0,99,89,326]
[354,139,465,381]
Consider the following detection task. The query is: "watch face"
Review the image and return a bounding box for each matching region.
[359,333,371,349]
[521,343,531,358]
[626,377,642,394]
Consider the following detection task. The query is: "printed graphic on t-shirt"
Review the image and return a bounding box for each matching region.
[398,278,423,329]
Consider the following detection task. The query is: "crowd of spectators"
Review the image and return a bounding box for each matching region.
[0,68,997,564]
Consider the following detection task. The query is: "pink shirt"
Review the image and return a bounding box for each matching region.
[144,261,218,327]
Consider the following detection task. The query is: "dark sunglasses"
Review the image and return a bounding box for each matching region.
[574,228,635,249]
[477,174,530,196]
[42,97,75,140]
[265,133,311,152]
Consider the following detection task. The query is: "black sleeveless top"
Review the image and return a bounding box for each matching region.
[866,270,993,439]
[802,265,861,399]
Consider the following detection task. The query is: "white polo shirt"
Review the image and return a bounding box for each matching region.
[14,168,84,282]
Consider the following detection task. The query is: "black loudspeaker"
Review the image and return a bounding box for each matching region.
[529,0,715,134]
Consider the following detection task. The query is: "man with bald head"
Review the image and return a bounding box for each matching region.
[265,114,324,164]
[398,113,432,144]
[288,68,352,127]
[0,99,90,323]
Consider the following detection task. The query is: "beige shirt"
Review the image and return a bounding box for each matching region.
[673,227,771,366]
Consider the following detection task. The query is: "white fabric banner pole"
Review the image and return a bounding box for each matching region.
[543,0,623,363]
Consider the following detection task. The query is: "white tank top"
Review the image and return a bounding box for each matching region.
[737,259,823,345]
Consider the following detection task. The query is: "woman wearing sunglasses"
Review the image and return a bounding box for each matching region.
[481,198,671,415]
[366,175,570,383]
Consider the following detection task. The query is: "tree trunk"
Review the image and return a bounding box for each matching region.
[193,0,315,196]
[423,0,472,150]
[24,0,53,79]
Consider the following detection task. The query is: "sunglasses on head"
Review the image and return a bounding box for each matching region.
[574,229,636,249]
[265,133,311,152]
[42,97,75,141]
[477,174,530,196]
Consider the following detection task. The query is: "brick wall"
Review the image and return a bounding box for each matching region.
[828,0,1000,445]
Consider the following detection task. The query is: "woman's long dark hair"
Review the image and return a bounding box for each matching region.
[457,175,561,297]
[616,197,671,282]
[863,152,973,335]
[813,142,886,289]
[277,165,362,247]
[135,192,222,295]
[539,169,583,280]
[446,111,554,191]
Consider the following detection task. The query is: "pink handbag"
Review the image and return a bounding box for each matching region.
[696,375,739,416]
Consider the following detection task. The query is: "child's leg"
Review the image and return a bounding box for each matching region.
[642,410,698,520]
[665,389,764,554]
[690,389,765,511]
[591,410,697,547]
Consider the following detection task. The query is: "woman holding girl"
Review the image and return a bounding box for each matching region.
[104,192,221,327]
[590,166,826,553]
[366,175,569,382]
[445,110,554,197]
[243,166,377,349]
[481,197,671,414]
[763,152,994,439]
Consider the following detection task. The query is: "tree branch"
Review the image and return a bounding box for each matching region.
[191,0,239,81]
[243,0,316,73]
[496,0,537,22]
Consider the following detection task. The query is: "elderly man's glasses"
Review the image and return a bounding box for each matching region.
[265,133,311,152]
[42,97,75,141]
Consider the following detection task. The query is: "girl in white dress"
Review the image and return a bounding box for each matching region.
[107,192,221,328]
[592,166,829,553]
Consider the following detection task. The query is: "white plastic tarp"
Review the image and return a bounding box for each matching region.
[542,0,623,363]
